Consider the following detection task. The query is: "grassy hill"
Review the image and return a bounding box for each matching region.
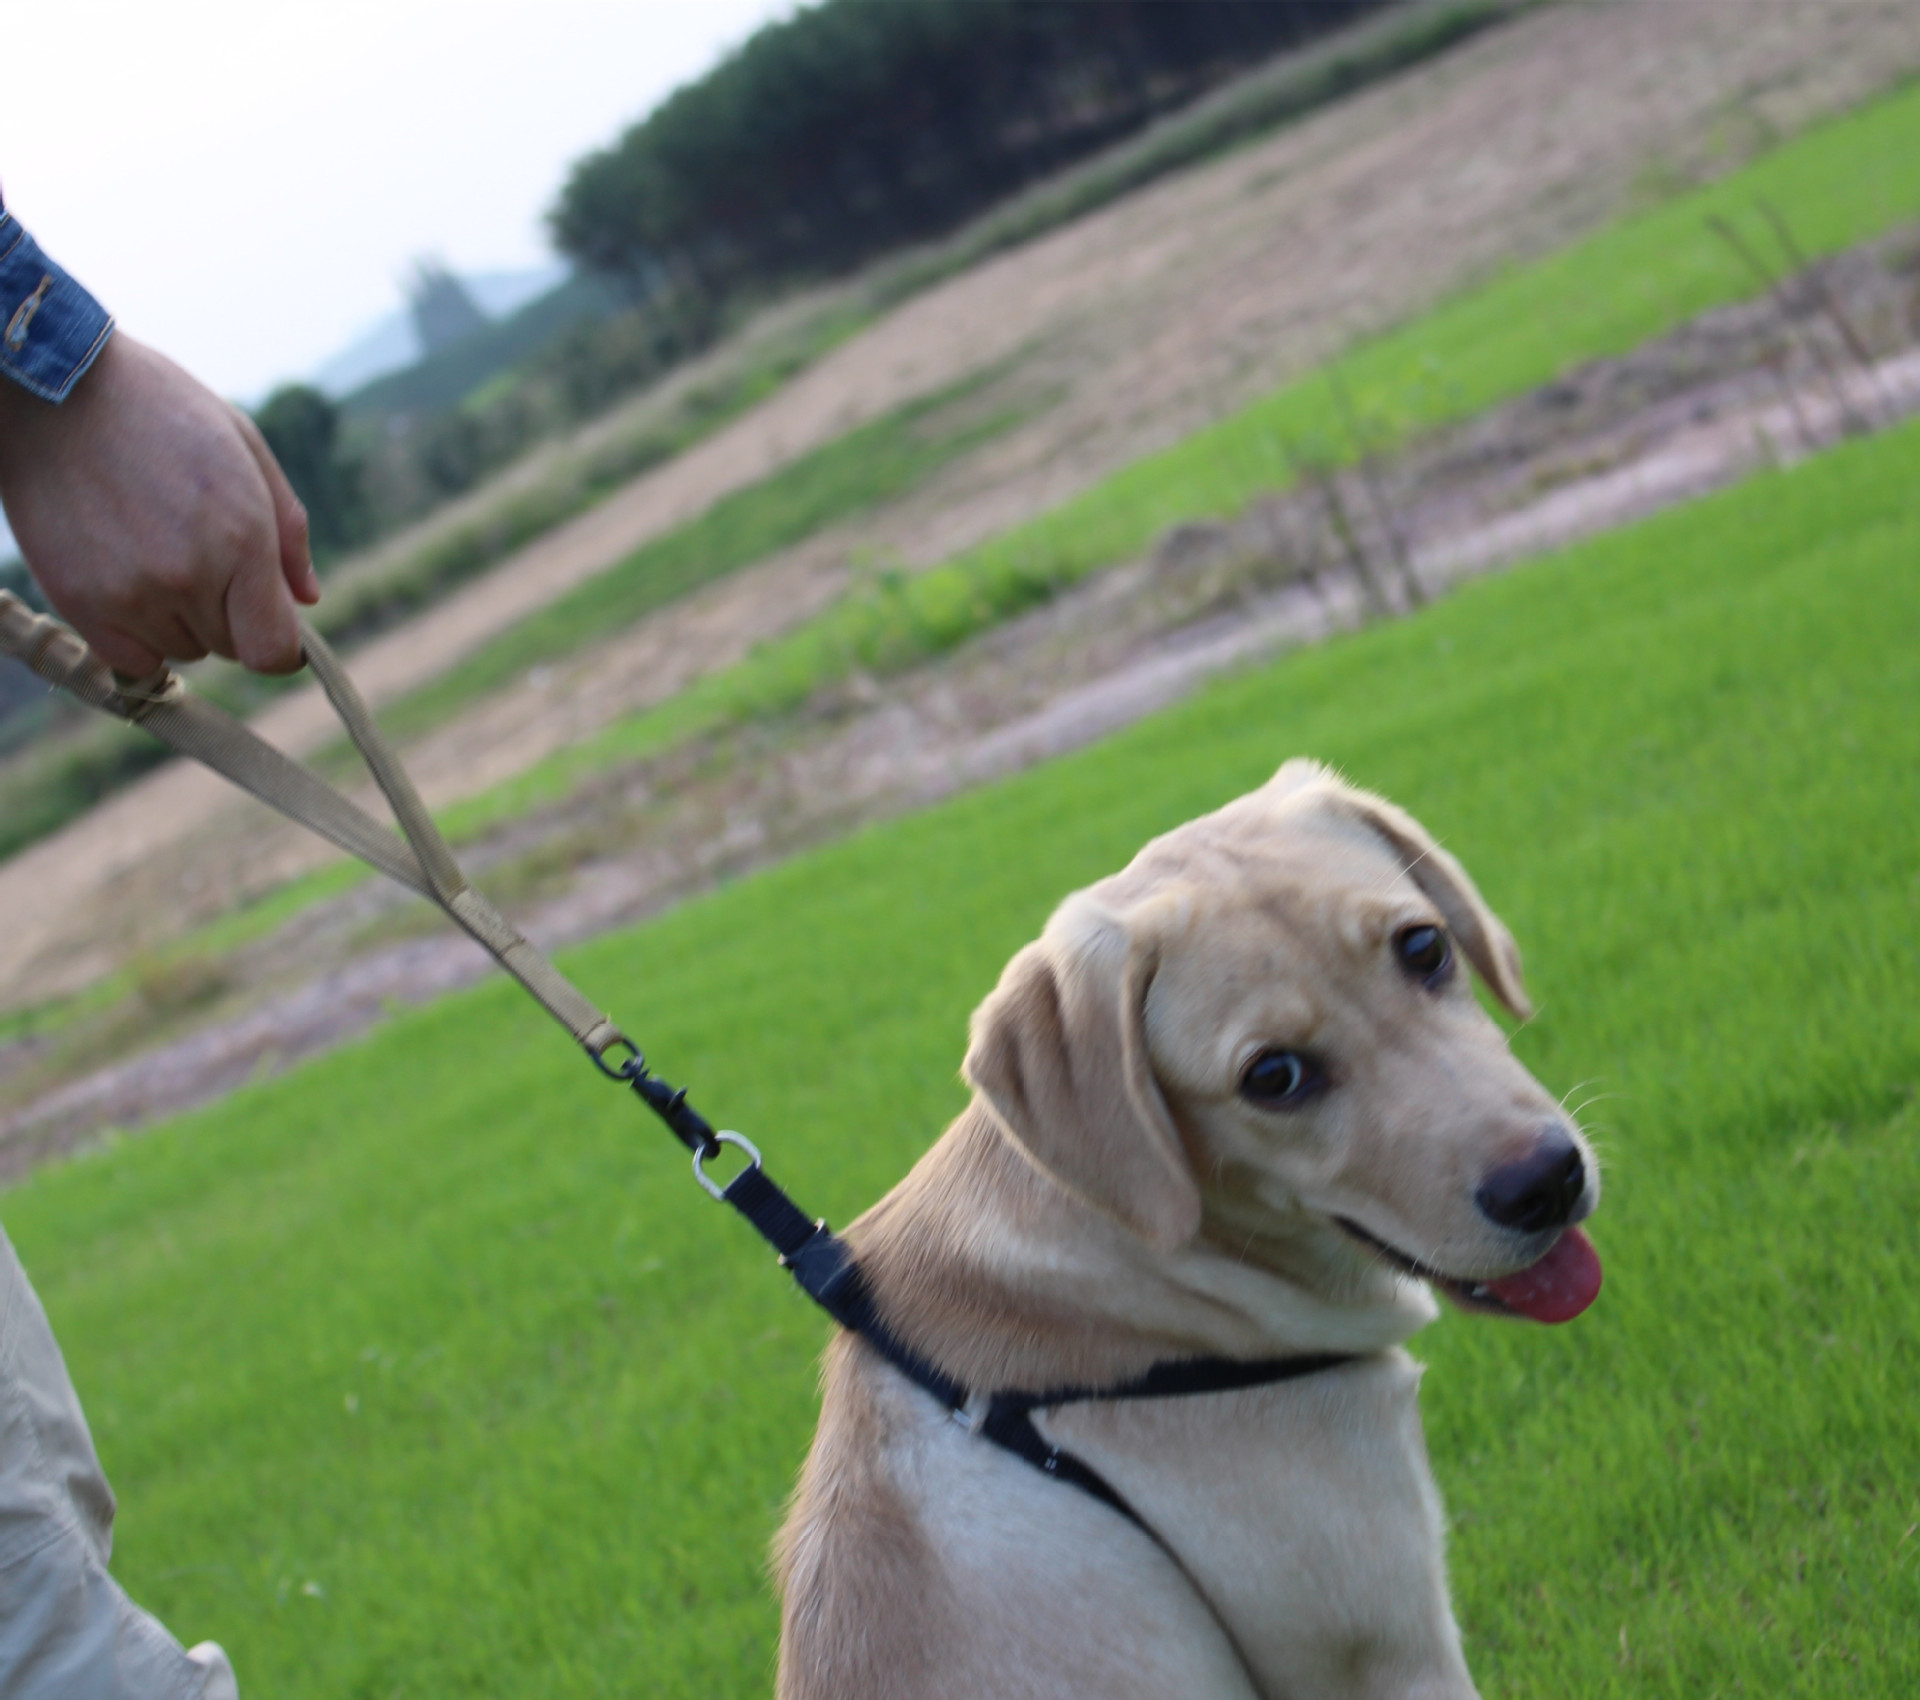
[5,403,1916,1695]
[434,73,1920,840]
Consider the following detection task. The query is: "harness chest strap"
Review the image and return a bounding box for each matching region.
[0,588,1357,1533]
[726,1155,1358,1538]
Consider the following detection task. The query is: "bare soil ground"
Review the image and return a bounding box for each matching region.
[5,227,1918,1167]
[7,3,1920,1157]
[5,2,1920,1011]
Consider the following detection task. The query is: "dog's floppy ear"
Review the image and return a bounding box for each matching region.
[1264,755,1331,799]
[963,896,1199,1252]
[1334,786,1534,1020]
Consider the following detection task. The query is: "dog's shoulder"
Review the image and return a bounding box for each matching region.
[774,1333,956,1700]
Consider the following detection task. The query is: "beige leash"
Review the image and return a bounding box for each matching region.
[0,588,938,1373]
[0,588,622,1060]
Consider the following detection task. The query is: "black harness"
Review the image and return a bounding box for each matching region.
[601,1042,1358,1539]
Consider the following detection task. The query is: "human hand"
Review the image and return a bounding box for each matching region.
[0,334,319,675]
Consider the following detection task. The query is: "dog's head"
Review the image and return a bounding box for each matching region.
[964,760,1600,1324]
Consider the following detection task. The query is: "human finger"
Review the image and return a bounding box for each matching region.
[85,603,207,676]
[83,619,166,678]
[232,406,320,606]
[222,545,306,674]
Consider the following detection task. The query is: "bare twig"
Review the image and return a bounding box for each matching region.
[1280,436,1385,617]
[1706,213,1870,437]
[1326,368,1426,607]
[1755,195,1890,426]
[1760,348,1821,459]
[1321,466,1393,619]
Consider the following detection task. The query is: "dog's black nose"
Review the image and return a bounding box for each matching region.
[1476,1129,1586,1234]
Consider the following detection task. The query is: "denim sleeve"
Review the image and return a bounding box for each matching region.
[0,212,115,404]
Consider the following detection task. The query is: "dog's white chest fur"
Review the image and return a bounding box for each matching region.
[1038,1351,1473,1698]
[787,1342,1475,1700]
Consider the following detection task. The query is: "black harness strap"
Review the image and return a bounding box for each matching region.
[975,1350,1360,1533]
[604,1049,977,1408]
[724,1167,973,1410]
[607,1047,1357,1536]
[602,1048,1356,1543]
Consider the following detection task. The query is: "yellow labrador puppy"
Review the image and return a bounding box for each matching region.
[776,760,1601,1699]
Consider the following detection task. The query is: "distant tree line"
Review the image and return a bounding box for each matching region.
[253,384,368,560]
[552,0,1396,322]
[254,1,1424,570]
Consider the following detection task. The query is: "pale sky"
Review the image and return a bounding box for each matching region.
[0,0,796,405]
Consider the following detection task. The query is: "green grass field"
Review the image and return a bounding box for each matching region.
[5,401,1915,1696]
[446,75,1920,839]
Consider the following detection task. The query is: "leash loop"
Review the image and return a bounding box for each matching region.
[108,665,186,718]
[587,1032,643,1081]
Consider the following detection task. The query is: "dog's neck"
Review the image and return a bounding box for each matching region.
[845,1103,1436,1393]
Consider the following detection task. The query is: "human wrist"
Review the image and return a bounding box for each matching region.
[0,207,115,405]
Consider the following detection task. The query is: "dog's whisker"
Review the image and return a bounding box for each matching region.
[1564,1097,1616,1126]
[1558,1080,1621,1121]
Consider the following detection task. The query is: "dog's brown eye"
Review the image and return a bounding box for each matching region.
[1395,924,1452,984]
[1240,1050,1318,1108]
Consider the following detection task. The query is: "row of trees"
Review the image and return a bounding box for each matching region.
[552,0,1394,318]
[256,3,1409,568]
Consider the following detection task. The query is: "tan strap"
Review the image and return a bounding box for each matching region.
[0,590,620,1056]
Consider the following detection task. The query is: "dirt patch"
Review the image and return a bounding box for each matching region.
[7,240,1918,1166]
[5,1,1920,1013]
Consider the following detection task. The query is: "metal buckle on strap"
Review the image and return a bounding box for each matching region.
[692,1130,762,1199]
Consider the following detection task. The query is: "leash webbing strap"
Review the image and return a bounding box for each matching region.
[0,591,619,1056]
[0,588,866,1308]
[296,618,619,1053]
[0,588,983,1392]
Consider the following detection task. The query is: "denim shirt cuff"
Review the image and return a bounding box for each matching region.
[0,213,115,404]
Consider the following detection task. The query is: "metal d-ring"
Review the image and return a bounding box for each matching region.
[588,1032,643,1081]
[692,1130,762,1200]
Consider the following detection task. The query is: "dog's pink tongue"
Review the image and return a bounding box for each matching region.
[1485,1227,1602,1323]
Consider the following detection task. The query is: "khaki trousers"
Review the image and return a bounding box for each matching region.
[0,1226,237,1699]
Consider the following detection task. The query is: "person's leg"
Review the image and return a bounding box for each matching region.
[0,1224,238,1698]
